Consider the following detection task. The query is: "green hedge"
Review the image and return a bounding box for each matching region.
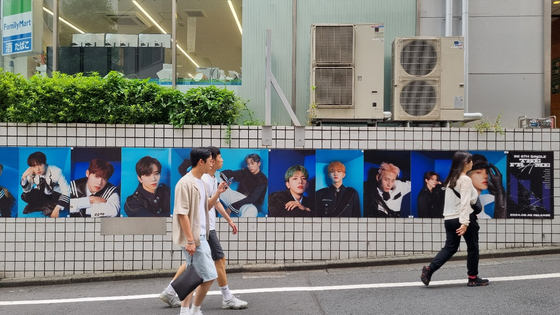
[0,70,256,127]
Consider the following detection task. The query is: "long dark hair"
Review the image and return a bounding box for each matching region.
[443,151,472,189]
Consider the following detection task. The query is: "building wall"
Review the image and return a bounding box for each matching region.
[0,123,559,279]
[240,0,417,126]
[418,0,545,127]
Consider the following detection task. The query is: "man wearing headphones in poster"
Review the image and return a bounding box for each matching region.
[69,158,120,217]
[364,162,411,217]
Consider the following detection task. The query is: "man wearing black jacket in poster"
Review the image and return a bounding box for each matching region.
[219,153,268,217]
[364,162,411,218]
[124,156,170,217]
[316,161,360,217]
[417,171,445,218]
[269,165,314,217]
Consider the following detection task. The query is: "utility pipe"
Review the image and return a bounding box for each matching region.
[462,0,469,112]
[445,0,453,36]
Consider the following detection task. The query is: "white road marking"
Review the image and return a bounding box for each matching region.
[1,272,560,306]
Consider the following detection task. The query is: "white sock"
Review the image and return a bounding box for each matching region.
[220,285,233,301]
[180,306,190,315]
[192,305,202,313]
[165,283,176,295]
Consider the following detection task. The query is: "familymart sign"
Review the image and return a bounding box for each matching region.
[2,0,33,55]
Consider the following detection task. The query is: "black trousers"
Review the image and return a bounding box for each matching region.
[429,214,480,277]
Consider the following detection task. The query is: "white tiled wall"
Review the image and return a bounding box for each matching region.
[0,123,558,278]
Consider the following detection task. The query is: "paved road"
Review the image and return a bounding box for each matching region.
[1,253,560,315]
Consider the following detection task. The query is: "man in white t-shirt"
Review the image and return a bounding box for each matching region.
[196,146,247,309]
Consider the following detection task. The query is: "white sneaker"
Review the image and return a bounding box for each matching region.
[191,310,203,315]
[179,308,192,315]
[159,290,181,308]
[222,295,248,309]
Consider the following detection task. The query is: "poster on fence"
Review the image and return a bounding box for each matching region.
[0,147,553,219]
[507,151,554,219]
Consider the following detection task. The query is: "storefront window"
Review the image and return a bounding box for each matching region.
[0,0,52,78]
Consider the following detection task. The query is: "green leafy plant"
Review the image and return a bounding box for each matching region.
[307,86,318,126]
[473,113,505,135]
[0,69,256,134]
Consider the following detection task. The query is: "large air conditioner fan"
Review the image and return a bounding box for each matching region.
[313,67,353,107]
[392,36,464,121]
[400,39,438,77]
[398,80,439,117]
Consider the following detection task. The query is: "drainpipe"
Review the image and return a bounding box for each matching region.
[445,0,453,36]
[462,0,469,112]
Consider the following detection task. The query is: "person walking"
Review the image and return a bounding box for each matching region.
[172,147,227,315]
[420,151,489,287]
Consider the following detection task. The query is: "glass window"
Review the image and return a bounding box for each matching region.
[52,0,172,83]
[176,0,242,85]
[42,0,242,86]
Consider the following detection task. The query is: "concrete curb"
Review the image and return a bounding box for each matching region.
[1,245,559,288]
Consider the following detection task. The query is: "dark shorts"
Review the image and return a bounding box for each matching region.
[208,230,225,261]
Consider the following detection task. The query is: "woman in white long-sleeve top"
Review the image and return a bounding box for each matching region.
[420,151,490,287]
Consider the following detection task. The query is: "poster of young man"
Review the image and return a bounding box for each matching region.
[170,148,192,216]
[410,151,454,218]
[0,148,19,218]
[18,147,71,218]
[363,151,411,218]
[468,151,508,219]
[218,148,269,217]
[268,149,316,217]
[70,148,121,217]
[121,148,171,217]
[507,151,554,219]
[315,150,363,217]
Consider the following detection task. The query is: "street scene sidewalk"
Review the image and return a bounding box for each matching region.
[2,245,559,288]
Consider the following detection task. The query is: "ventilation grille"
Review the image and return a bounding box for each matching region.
[314,26,354,65]
[103,13,149,26]
[314,68,353,106]
[399,80,438,116]
[400,39,438,76]
[184,10,206,18]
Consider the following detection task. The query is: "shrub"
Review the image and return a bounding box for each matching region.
[0,69,253,128]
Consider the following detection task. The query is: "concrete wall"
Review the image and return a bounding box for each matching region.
[0,123,558,279]
[418,0,546,127]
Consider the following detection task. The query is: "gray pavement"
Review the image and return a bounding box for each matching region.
[1,245,559,288]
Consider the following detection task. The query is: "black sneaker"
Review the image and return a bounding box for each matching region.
[467,276,489,287]
[421,266,432,286]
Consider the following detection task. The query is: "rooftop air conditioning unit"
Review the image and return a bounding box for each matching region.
[310,24,386,124]
[391,37,464,121]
